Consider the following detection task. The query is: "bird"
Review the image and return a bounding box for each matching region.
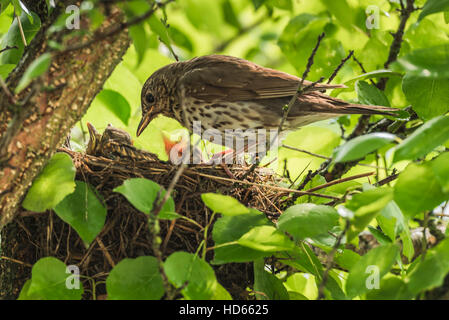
[86,123,157,161]
[136,55,397,156]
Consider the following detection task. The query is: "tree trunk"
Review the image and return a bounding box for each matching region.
[0,1,130,298]
[0,2,130,228]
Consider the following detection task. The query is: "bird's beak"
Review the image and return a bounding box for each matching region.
[86,122,99,154]
[136,106,154,137]
[86,122,98,141]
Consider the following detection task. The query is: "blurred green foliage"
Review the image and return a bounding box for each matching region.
[2,0,449,301]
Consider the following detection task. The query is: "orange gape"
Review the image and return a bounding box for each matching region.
[161,133,185,159]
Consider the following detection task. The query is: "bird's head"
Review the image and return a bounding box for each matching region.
[103,123,133,145]
[137,65,178,137]
[86,122,101,155]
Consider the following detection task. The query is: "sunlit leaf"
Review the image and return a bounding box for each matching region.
[201,193,249,215]
[277,204,339,240]
[212,209,271,264]
[15,52,51,93]
[418,0,449,21]
[394,162,449,217]
[96,89,131,125]
[113,178,175,216]
[0,11,40,64]
[392,45,449,78]
[393,116,449,162]
[253,259,289,300]
[237,226,295,252]
[22,153,76,212]
[106,256,164,300]
[355,80,390,107]
[333,132,396,163]
[346,244,399,298]
[402,74,449,120]
[54,181,107,246]
[20,257,83,300]
[407,238,449,295]
[164,252,217,300]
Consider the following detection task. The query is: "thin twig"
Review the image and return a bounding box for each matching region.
[241,33,326,180]
[214,16,265,52]
[327,50,354,84]
[59,0,175,54]
[189,170,339,200]
[306,171,374,193]
[15,11,27,47]
[318,219,350,300]
[0,45,18,54]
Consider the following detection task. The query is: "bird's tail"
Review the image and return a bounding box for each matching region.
[285,92,399,128]
[297,92,399,116]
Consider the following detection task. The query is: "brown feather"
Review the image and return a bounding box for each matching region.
[178,55,346,102]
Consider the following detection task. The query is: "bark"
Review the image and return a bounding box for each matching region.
[0,3,131,228]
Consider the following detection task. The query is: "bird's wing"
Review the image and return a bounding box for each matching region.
[177,55,345,102]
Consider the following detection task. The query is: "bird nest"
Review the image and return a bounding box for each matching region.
[4,146,294,299]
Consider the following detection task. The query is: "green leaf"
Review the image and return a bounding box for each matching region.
[394,162,448,217]
[128,23,147,67]
[0,63,15,79]
[368,226,392,245]
[201,193,249,215]
[222,0,241,29]
[284,273,318,300]
[377,201,407,241]
[114,178,175,216]
[15,52,51,93]
[253,259,289,300]
[418,0,449,21]
[164,252,217,300]
[210,283,232,300]
[345,244,399,298]
[237,226,295,252]
[54,181,107,246]
[320,0,354,29]
[11,0,21,16]
[0,0,11,14]
[252,0,266,10]
[278,14,346,80]
[334,249,361,271]
[393,116,449,163]
[402,74,449,120]
[277,204,339,240]
[22,153,76,212]
[212,209,271,264]
[168,26,193,52]
[0,11,41,64]
[345,187,394,241]
[355,80,390,107]
[106,256,164,300]
[407,238,449,295]
[392,45,449,79]
[96,89,131,125]
[148,15,171,46]
[431,152,449,193]
[158,211,181,220]
[21,257,83,300]
[333,132,397,163]
[366,276,413,300]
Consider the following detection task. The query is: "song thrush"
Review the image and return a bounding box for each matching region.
[137,55,396,140]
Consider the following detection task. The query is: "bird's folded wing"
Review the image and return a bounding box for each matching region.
[178,58,345,102]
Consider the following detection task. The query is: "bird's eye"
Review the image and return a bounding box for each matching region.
[145,93,155,104]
